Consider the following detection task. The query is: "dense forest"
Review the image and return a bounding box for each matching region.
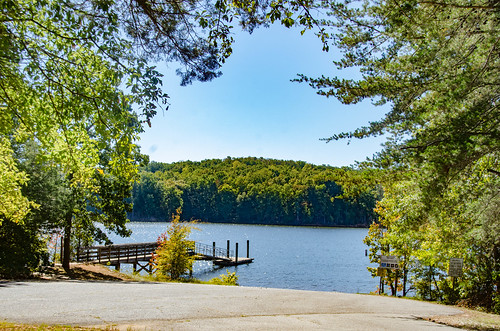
[130,158,381,227]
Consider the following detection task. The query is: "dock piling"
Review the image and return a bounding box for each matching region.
[235,243,239,264]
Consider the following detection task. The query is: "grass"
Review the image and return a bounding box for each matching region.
[131,270,239,286]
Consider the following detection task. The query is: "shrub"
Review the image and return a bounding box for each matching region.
[0,218,47,278]
[152,210,196,280]
[209,270,239,286]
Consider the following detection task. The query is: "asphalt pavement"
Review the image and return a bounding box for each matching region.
[0,280,462,330]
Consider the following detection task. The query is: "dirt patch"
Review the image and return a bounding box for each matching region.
[32,263,136,282]
[428,308,500,330]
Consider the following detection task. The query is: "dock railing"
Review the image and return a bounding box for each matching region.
[76,241,235,264]
[193,242,234,260]
[76,242,158,264]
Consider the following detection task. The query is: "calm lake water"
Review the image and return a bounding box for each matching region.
[106,222,378,294]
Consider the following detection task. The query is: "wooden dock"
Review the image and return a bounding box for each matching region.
[76,240,253,272]
[213,257,254,266]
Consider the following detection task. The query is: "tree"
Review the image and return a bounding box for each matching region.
[298,0,499,192]
[0,0,250,273]
[298,0,499,310]
[0,138,33,224]
[152,210,196,280]
[130,172,185,221]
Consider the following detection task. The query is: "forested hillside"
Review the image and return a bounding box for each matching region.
[130,158,381,227]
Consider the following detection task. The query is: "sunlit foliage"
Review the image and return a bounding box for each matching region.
[152,210,196,280]
[131,158,382,226]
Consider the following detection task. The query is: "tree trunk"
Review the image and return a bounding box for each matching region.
[403,255,408,297]
[62,212,72,271]
[403,266,408,297]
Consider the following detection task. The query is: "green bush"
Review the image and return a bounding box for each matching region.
[152,210,196,280]
[209,270,239,286]
[0,218,47,278]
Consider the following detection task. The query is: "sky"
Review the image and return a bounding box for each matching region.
[138,24,389,167]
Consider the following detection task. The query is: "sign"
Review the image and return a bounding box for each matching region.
[380,255,400,269]
[448,258,463,277]
[376,267,387,276]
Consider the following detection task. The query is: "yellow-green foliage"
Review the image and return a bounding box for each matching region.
[208,270,239,286]
[0,137,34,225]
[152,210,196,280]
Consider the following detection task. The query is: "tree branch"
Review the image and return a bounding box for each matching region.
[418,1,498,10]
[487,169,500,176]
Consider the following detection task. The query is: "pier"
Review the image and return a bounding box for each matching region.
[76,240,253,272]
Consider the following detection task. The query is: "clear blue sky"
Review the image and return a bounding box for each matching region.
[138,24,388,167]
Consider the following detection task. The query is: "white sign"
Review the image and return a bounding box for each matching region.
[380,255,400,269]
[448,258,463,277]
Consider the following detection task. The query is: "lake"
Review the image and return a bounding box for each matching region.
[106,222,378,294]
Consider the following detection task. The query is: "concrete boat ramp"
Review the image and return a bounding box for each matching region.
[0,280,463,330]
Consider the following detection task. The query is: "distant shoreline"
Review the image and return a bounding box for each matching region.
[126,218,371,228]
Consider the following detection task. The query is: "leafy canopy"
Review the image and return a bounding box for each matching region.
[0,0,269,273]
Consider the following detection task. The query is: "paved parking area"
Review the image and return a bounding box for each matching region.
[0,280,462,330]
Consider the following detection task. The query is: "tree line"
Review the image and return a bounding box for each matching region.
[130,158,381,227]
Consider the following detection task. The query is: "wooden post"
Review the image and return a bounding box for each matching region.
[429,265,433,301]
[235,243,239,264]
[247,240,250,258]
[394,269,398,297]
[77,243,80,262]
[53,237,58,266]
[227,240,230,258]
[213,242,216,257]
[60,237,63,264]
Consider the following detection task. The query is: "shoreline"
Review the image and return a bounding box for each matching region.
[126,219,371,229]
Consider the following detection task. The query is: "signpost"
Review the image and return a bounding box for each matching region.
[380,255,400,269]
[448,258,463,294]
[378,255,400,296]
[448,258,463,277]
